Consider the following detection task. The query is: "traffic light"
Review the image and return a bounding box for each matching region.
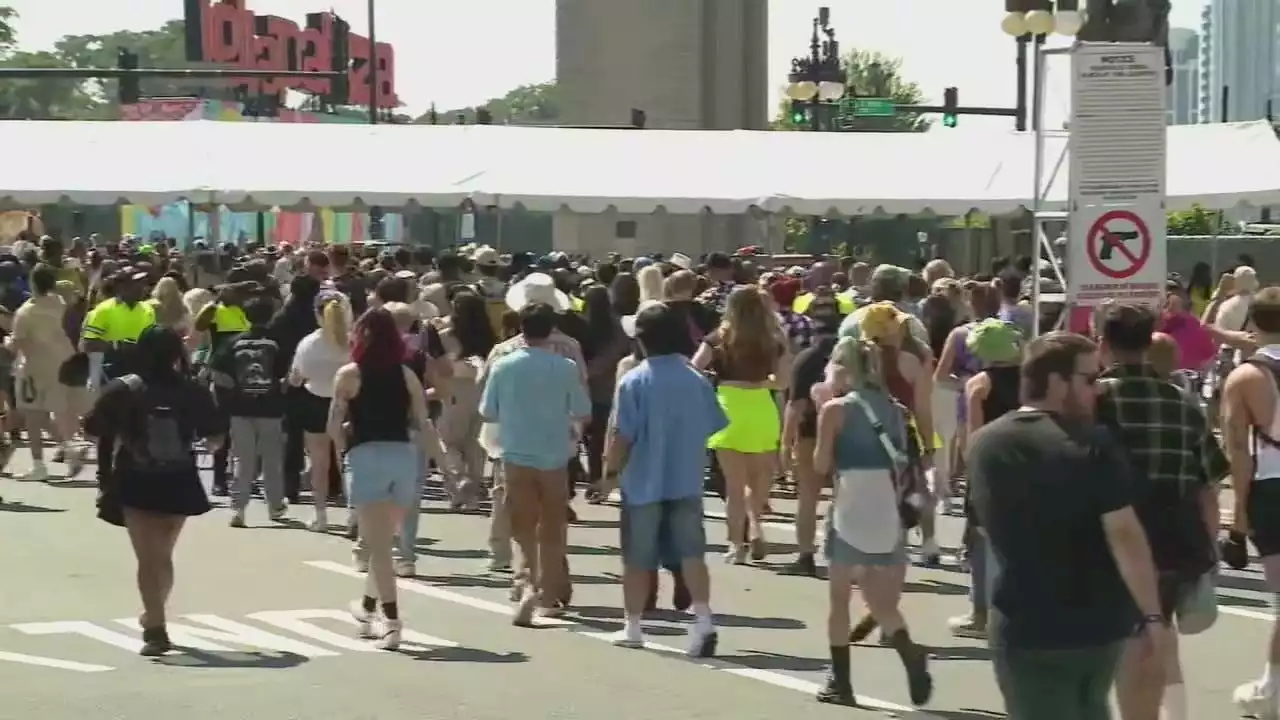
[117,48,140,105]
[942,86,958,128]
[475,107,493,124]
[789,100,807,125]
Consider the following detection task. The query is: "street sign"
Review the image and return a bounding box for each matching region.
[841,97,895,117]
[1067,202,1165,307]
[1066,42,1167,309]
[1068,43,1166,205]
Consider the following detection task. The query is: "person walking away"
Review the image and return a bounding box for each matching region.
[267,274,321,504]
[435,290,496,511]
[288,291,351,534]
[920,290,962,515]
[1222,286,1280,718]
[579,285,630,502]
[12,264,83,480]
[84,326,224,656]
[208,297,289,528]
[148,276,190,336]
[606,301,724,655]
[967,331,1168,720]
[330,308,434,650]
[781,293,843,576]
[948,319,1024,639]
[81,270,156,494]
[480,302,591,625]
[193,277,254,496]
[480,274,587,575]
[1094,304,1227,720]
[812,336,933,707]
[692,287,791,564]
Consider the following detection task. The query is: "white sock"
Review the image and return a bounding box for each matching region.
[692,603,714,632]
[623,616,643,639]
[1161,683,1187,720]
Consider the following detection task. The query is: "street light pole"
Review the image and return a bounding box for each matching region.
[783,6,847,132]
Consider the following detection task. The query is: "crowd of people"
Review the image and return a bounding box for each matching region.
[0,230,1276,719]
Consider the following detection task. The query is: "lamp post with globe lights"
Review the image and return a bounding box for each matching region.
[784,7,847,131]
[1001,1,1086,132]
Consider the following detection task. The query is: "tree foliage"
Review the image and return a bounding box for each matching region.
[0,6,16,55]
[1167,204,1228,236]
[420,81,561,125]
[772,49,930,133]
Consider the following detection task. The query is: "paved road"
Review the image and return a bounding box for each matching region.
[0,450,1269,720]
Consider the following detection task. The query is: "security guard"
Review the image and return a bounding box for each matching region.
[80,268,156,489]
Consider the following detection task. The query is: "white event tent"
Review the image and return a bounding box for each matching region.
[2,119,1279,215]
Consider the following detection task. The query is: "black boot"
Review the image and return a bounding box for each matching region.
[139,625,172,657]
[816,644,856,705]
[888,627,933,706]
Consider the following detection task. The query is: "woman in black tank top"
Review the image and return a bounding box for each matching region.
[329,308,433,651]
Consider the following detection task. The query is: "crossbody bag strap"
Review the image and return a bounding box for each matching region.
[846,393,907,470]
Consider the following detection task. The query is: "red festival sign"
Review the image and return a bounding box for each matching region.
[183,0,397,109]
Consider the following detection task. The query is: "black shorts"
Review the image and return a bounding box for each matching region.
[294,389,331,435]
[1247,480,1280,558]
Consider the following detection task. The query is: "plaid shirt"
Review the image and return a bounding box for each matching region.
[478,328,586,394]
[1095,363,1228,491]
[778,309,816,353]
[696,281,738,316]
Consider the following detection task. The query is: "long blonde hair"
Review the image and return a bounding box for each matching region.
[318,293,352,348]
[720,286,780,369]
[828,336,885,393]
[637,265,664,303]
[183,288,215,319]
[150,277,187,328]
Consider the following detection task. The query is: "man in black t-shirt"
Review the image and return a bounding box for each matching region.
[208,297,289,528]
[967,332,1168,720]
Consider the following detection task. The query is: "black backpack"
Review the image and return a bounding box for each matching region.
[118,375,194,473]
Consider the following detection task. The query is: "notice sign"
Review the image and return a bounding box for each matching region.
[1067,202,1166,307]
[1069,43,1166,204]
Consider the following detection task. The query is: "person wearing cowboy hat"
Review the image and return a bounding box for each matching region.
[479,272,588,584]
[469,245,507,300]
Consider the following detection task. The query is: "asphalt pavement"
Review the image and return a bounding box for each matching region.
[0,449,1270,720]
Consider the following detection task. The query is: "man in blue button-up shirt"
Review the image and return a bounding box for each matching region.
[608,301,727,657]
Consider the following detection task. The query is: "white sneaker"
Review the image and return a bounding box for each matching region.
[64,446,85,477]
[268,503,288,522]
[308,511,328,533]
[1234,679,1279,719]
[377,618,403,650]
[349,600,375,638]
[229,509,246,528]
[21,463,47,482]
[609,627,644,649]
[394,560,416,578]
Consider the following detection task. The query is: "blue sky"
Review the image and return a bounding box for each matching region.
[5,0,1206,131]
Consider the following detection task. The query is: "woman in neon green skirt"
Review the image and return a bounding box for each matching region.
[693,286,792,564]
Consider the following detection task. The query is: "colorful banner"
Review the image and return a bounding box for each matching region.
[119,99,404,247]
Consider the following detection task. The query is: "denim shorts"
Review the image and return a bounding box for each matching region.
[620,497,706,571]
[346,441,419,508]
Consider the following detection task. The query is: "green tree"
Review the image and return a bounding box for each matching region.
[772,50,930,133]
[0,6,16,56]
[422,81,561,125]
[53,20,200,116]
[1167,204,1227,235]
[0,50,98,119]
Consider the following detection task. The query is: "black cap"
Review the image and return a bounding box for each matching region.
[706,252,732,270]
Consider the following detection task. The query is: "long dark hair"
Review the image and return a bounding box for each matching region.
[351,307,406,370]
[134,325,188,382]
[1188,261,1212,297]
[581,285,622,358]
[920,294,959,358]
[449,291,497,359]
[609,272,641,316]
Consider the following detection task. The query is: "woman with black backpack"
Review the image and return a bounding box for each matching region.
[84,325,225,657]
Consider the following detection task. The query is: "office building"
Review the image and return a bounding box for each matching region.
[554,0,771,255]
[1167,28,1200,125]
[1200,0,1279,123]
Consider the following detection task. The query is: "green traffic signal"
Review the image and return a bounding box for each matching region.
[942,113,958,128]
[791,110,806,125]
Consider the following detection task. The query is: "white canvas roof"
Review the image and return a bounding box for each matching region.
[2,119,1278,214]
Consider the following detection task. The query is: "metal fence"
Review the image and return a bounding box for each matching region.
[1168,235,1280,282]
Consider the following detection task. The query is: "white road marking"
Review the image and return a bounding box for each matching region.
[0,650,114,673]
[306,559,942,718]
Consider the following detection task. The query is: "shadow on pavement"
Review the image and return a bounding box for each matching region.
[0,500,65,513]
[903,579,970,597]
[569,518,620,529]
[153,649,309,670]
[403,646,529,664]
[419,546,490,560]
[41,480,99,490]
[1218,592,1270,610]
[1217,571,1269,594]
[927,644,992,662]
[571,604,805,630]
[927,709,1005,719]
[567,544,618,557]
[719,649,827,673]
